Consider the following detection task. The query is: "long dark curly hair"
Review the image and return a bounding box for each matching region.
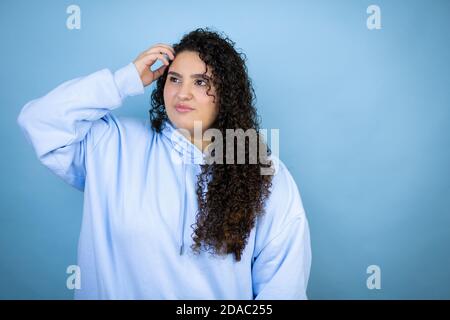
[149,28,274,261]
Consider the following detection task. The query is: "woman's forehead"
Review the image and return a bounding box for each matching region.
[169,51,213,77]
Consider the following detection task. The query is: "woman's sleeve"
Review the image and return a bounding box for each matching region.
[252,214,311,300]
[251,163,312,300]
[17,62,144,191]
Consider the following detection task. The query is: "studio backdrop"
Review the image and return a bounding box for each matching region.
[1,0,449,299]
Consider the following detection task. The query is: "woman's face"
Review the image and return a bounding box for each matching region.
[163,50,219,136]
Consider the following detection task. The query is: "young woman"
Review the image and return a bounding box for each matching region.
[17,28,311,299]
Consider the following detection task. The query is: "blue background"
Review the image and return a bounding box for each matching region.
[1,0,449,299]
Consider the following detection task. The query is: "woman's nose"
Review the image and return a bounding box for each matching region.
[176,83,193,100]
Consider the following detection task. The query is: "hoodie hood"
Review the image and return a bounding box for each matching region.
[161,119,206,165]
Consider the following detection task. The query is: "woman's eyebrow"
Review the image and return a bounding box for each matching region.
[168,71,211,80]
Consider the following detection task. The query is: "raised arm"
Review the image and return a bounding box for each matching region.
[17,44,175,191]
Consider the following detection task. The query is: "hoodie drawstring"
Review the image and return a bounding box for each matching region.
[179,161,187,255]
[161,120,204,257]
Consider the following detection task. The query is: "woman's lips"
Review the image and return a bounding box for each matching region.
[175,104,194,113]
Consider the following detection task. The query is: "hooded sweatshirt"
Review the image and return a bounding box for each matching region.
[17,62,312,299]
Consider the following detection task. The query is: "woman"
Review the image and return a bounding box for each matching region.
[17,28,311,299]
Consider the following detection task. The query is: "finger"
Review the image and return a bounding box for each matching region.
[147,44,175,58]
[143,52,170,66]
[147,46,175,60]
[147,47,175,60]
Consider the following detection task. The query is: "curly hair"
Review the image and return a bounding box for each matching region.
[149,28,274,261]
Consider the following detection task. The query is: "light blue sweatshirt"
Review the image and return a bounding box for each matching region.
[17,62,311,300]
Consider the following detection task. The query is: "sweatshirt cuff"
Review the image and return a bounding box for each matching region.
[114,62,145,98]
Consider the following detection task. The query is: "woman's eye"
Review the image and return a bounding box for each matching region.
[169,76,180,83]
[195,79,207,86]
